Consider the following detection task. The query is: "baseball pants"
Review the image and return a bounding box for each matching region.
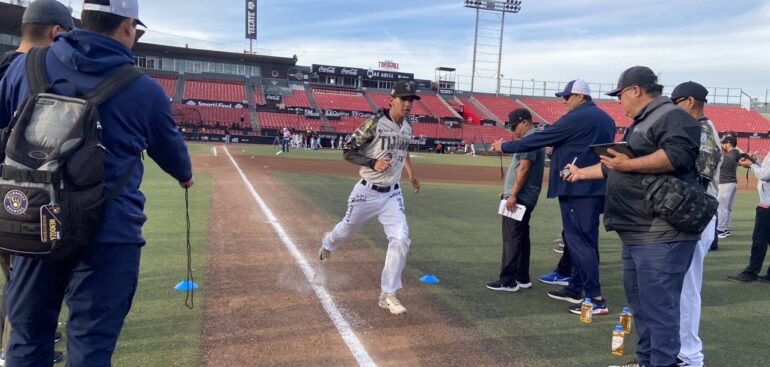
[323,180,411,294]
[678,215,716,366]
[716,183,737,232]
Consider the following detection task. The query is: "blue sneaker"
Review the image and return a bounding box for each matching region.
[538,271,570,286]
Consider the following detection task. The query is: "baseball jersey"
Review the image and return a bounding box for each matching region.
[343,110,412,187]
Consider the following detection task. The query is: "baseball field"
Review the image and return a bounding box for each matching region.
[53,143,769,366]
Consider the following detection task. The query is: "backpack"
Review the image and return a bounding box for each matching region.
[0,46,142,260]
[695,117,721,185]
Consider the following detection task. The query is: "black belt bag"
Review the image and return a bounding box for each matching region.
[643,175,718,234]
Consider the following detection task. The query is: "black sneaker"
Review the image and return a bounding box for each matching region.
[758,275,770,284]
[547,288,582,304]
[568,298,609,315]
[717,230,730,239]
[54,331,62,343]
[727,273,757,283]
[53,351,64,364]
[486,280,519,292]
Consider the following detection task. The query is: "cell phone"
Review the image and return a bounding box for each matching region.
[590,142,636,158]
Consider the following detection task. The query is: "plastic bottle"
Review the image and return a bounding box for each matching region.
[580,297,593,324]
[611,325,625,356]
[619,307,633,334]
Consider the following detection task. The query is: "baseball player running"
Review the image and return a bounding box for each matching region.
[319,81,421,315]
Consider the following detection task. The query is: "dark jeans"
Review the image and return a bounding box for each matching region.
[559,196,603,298]
[622,241,696,367]
[499,203,534,285]
[282,139,290,152]
[5,243,141,367]
[743,206,770,276]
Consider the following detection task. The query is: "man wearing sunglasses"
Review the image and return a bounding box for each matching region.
[671,81,721,367]
[563,66,701,367]
[492,79,615,316]
[319,81,421,315]
[0,1,192,365]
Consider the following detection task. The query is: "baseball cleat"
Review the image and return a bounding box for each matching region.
[319,246,331,263]
[379,293,406,315]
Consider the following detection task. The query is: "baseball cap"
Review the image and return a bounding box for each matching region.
[82,0,146,27]
[506,108,532,129]
[606,66,658,96]
[22,0,75,31]
[721,136,737,146]
[391,81,421,100]
[555,79,591,98]
[670,81,708,103]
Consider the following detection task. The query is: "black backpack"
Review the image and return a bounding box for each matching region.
[0,46,142,260]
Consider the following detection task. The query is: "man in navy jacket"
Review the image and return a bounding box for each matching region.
[0,1,192,365]
[492,79,615,315]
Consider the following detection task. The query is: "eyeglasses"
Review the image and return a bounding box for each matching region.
[562,94,572,101]
[616,86,635,101]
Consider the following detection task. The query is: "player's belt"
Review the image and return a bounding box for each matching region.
[360,179,399,193]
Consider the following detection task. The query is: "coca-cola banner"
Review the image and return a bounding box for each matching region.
[245,0,256,40]
[265,94,282,103]
[312,64,414,81]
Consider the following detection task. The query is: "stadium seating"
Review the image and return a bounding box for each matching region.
[417,94,456,118]
[473,95,520,122]
[253,84,265,105]
[737,137,770,157]
[458,124,513,144]
[411,122,455,139]
[193,106,250,128]
[368,92,431,116]
[706,106,770,133]
[457,96,494,122]
[184,79,245,103]
[329,116,367,133]
[518,98,566,124]
[149,74,177,98]
[313,89,372,112]
[258,112,322,131]
[283,89,313,108]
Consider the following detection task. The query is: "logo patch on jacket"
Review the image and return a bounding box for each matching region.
[4,190,28,215]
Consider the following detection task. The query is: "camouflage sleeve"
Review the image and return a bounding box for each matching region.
[342,118,378,168]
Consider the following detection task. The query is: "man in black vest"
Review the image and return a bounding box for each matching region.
[564,66,701,367]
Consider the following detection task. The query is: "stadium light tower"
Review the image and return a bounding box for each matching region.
[464,0,522,95]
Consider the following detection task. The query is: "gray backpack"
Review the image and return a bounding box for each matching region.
[0,47,141,260]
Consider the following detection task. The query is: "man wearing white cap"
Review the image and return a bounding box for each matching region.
[492,80,616,315]
[0,1,192,366]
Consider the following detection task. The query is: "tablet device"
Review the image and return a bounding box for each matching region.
[590,142,636,158]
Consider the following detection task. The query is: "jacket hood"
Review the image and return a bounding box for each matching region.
[50,29,134,74]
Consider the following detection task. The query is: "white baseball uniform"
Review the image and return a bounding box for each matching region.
[322,110,412,294]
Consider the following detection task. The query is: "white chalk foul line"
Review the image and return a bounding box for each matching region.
[223,146,377,367]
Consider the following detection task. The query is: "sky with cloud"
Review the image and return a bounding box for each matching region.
[57,0,770,102]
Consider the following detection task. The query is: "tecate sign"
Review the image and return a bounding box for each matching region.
[245,0,257,39]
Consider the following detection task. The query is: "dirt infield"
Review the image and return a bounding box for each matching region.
[196,147,523,367]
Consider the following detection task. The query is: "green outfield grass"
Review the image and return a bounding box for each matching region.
[276,172,769,367]
[224,144,512,167]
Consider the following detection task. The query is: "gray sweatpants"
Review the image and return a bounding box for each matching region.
[717,183,737,232]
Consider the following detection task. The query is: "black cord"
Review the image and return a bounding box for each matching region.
[499,152,504,180]
[184,187,194,309]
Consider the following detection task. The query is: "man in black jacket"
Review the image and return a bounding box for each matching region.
[564,66,701,367]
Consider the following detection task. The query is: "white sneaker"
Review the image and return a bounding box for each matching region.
[517,281,532,289]
[379,293,407,315]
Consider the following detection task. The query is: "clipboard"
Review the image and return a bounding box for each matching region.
[590,142,636,158]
